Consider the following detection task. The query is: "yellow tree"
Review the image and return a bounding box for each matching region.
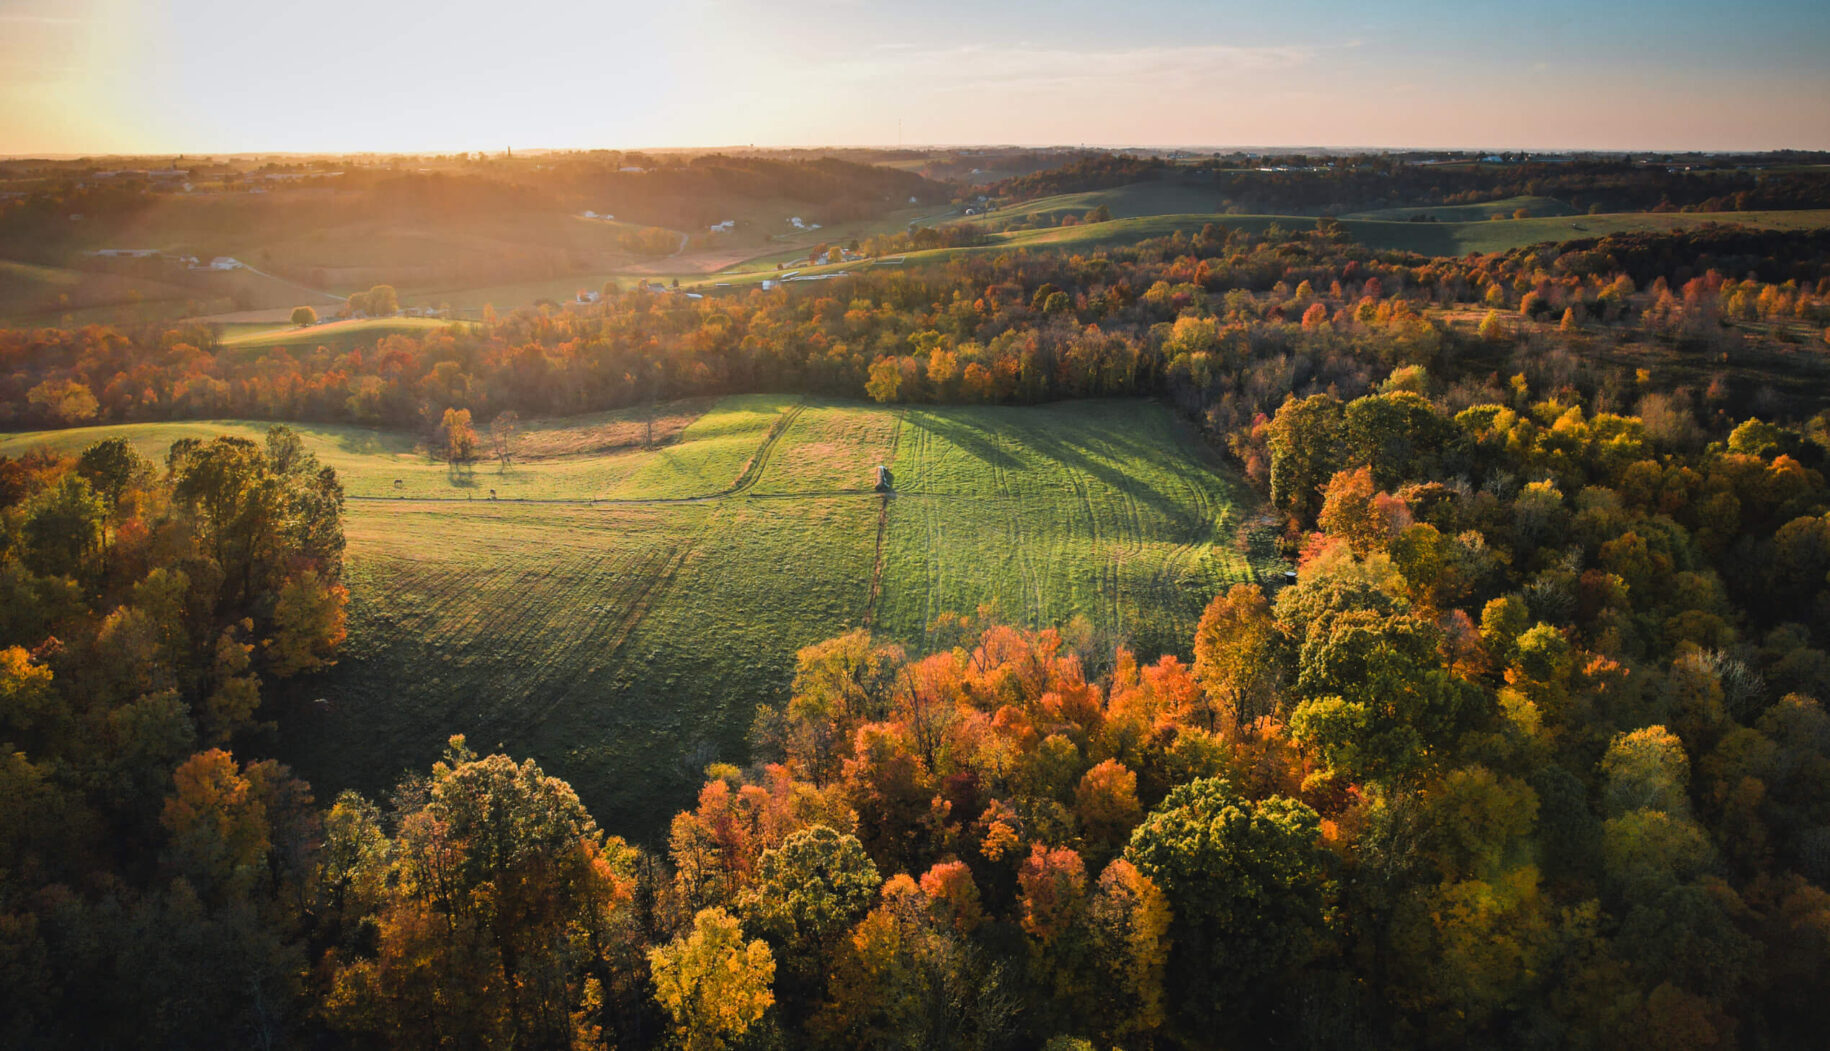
[265,570,349,677]
[26,378,99,424]
[1317,466,1389,558]
[440,408,477,463]
[161,748,271,898]
[1191,583,1283,727]
[649,907,776,1051]
[1084,858,1171,1045]
[819,875,1013,1048]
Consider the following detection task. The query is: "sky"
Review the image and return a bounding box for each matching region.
[3,0,1829,155]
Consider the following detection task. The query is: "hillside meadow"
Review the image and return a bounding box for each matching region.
[213,315,466,350]
[0,396,1265,836]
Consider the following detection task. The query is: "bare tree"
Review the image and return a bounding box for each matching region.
[490,410,520,469]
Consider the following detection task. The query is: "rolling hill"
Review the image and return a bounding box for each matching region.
[0,396,1266,839]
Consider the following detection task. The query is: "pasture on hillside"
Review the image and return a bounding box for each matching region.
[214,316,465,351]
[977,206,1830,258]
[0,397,1266,839]
[678,204,1830,293]
[1340,194,1580,221]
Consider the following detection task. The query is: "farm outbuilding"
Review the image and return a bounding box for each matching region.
[873,465,893,492]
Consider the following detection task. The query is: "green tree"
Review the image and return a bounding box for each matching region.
[1266,393,1345,527]
[1288,606,1477,783]
[739,824,879,1006]
[172,436,289,611]
[326,740,641,1048]
[290,305,318,327]
[22,474,107,579]
[1343,390,1446,490]
[1126,777,1331,1029]
[75,436,152,512]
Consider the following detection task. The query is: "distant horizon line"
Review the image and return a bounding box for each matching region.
[6,143,1830,162]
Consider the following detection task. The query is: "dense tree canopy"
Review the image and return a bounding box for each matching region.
[3,213,1830,1047]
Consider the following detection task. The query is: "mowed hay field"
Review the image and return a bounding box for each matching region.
[878,403,1254,658]
[1,397,1264,839]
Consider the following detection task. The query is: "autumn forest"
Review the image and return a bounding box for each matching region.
[6,117,1830,1051]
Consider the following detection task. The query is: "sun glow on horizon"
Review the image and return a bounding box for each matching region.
[3,0,1829,155]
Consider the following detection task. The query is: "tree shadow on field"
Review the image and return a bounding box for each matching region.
[903,411,1020,475]
[1030,402,1195,521]
[1044,433,1186,520]
[333,427,415,457]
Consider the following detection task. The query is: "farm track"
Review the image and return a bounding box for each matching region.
[863,494,892,628]
[862,412,905,629]
[722,400,806,496]
[573,539,698,694]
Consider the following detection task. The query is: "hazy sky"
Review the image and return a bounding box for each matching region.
[4,0,1829,154]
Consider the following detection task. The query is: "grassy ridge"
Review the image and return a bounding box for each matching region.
[0,396,797,501]
[978,207,1830,258]
[680,205,1830,290]
[2,397,1263,839]
[215,316,465,351]
[1340,194,1579,221]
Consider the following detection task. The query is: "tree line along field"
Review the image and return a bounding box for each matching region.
[0,396,1264,838]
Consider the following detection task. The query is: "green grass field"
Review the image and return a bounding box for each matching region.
[0,257,212,324]
[1339,194,1580,221]
[0,396,794,502]
[684,202,1830,290]
[215,316,464,350]
[983,204,1830,258]
[1,397,1264,839]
